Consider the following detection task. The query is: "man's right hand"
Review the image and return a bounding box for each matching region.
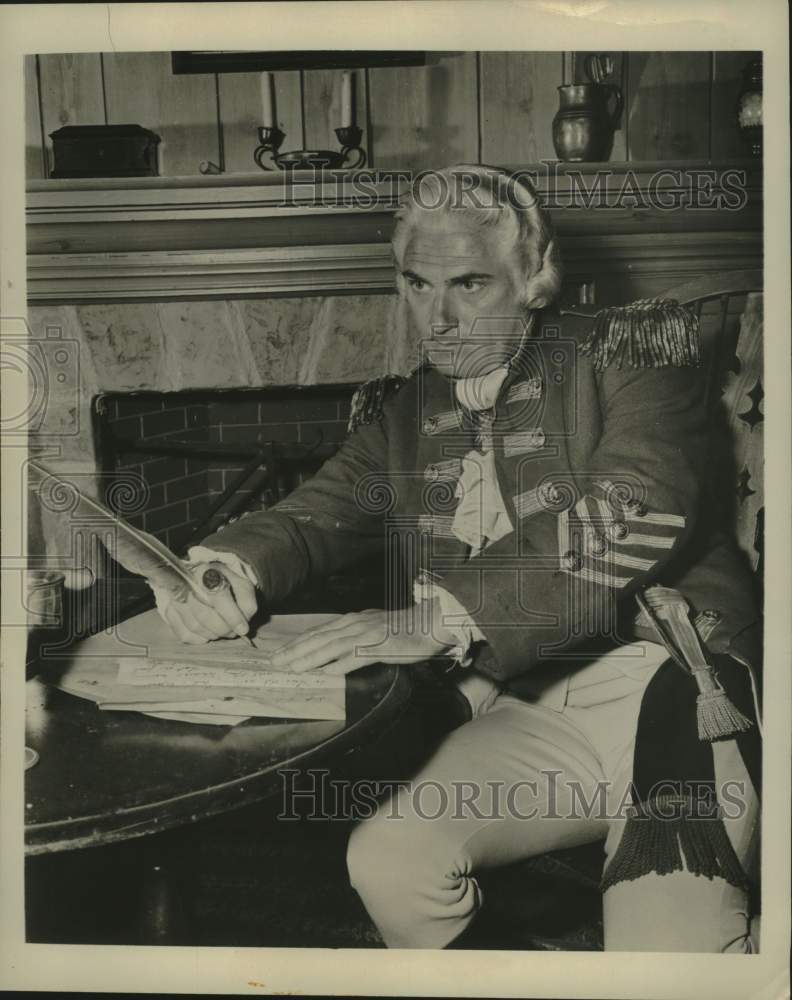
[156,562,258,644]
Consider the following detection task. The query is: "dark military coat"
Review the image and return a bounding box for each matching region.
[201,306,761,698]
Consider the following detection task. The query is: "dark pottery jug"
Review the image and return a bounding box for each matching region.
[552,83,624,162]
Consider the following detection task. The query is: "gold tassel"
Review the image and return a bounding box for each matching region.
[638,586,753,742]
[694,668,754,742]
[580,299,701,371]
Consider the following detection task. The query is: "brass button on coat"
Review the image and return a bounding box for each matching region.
[589,534,609,556]
[422,416,438,434]
[538,481,563,509]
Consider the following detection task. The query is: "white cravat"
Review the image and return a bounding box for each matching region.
[453,365,509,412]
[451,366,514,558]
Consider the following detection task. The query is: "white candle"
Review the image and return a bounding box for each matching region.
[340,71,355,128]
[261,72,275,128]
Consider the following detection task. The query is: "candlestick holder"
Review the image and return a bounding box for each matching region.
[254,125,366,171]
[254,125,287,170]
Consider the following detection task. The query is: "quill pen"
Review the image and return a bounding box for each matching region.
[28,460,241,617]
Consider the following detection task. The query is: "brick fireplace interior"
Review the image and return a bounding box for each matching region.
[100,385,354,552]
[94,383,392,613]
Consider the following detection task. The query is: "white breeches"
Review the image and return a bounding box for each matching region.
[347,643,760,951]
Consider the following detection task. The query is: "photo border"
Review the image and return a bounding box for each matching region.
[1,3,789,997]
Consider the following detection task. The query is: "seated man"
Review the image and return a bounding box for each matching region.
[155,164,762,952]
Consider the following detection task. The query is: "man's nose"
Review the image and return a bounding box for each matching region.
[430,291,457,334]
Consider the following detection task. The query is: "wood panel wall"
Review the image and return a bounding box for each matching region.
[25,51,758,178]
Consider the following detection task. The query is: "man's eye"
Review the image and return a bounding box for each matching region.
[461,280,483,293]
[407,277,426,291]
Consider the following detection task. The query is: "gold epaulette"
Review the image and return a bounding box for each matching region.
[347,374,406,433]
[578,299,701,371]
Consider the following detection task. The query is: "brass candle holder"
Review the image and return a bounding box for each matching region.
[254,125,366,170]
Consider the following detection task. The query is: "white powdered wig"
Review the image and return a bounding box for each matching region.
[392,164,563,310]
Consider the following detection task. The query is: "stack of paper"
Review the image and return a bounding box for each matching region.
[56,618,347,726]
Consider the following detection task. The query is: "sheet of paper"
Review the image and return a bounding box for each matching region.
[54,613,349,724]
[116,658,345,690]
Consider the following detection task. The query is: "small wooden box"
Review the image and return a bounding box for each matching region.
[49,125,160,178]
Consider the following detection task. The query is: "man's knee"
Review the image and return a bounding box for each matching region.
[346,807,482,948]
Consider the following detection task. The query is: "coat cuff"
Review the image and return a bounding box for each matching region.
[186,545,259,586]
[412,578,485,667]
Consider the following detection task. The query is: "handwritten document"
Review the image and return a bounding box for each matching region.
[57,614,349,724]
[117,658,345,690]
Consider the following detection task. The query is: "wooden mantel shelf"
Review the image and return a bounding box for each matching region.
[26,162,762,303]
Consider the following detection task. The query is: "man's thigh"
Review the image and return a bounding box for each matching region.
[362,694,611,868]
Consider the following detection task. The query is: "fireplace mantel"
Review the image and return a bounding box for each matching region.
[26,162,762,303]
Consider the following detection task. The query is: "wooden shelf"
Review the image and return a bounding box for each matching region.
[26,159,762,190]
[26,162,763,303]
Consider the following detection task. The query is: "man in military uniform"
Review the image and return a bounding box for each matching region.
[155,165,761,952]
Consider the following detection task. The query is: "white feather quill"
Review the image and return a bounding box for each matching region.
[28,459,203,603]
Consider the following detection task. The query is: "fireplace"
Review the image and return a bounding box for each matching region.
[99,385,354,554]
[24,291,411,575]
[84,383,392,620]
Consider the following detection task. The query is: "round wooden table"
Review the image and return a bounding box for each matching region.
[25,609,413,855]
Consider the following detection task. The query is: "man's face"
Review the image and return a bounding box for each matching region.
[400,217,525,379]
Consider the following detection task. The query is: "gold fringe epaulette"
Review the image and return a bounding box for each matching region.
[579,299,701,371]
[347,374,406,433]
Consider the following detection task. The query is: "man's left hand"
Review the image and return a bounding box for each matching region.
[270,606,456,676]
